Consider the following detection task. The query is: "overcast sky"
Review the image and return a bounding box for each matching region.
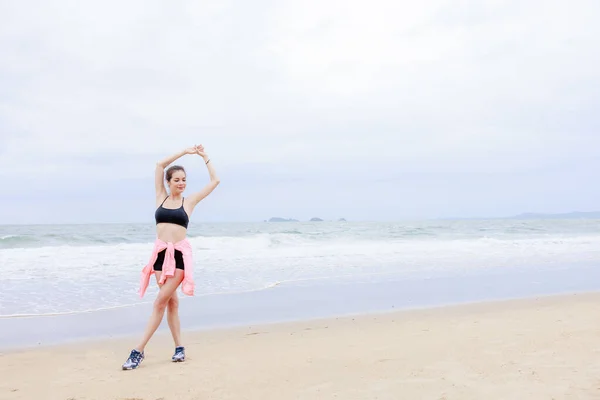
[1,0,599,224]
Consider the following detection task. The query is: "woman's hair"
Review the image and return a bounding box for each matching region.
[165,165,186,182]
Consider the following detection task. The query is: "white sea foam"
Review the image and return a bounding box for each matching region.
[1,220,600,316]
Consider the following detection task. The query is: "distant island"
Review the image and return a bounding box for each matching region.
[266,217,347,222]
[510,211,600,219]
[267,217,299,222]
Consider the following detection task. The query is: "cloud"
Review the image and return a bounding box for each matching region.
[0,0,599,222]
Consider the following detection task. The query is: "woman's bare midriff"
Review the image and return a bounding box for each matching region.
[156,223,188,243]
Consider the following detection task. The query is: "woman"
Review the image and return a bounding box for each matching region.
[122,144,220,370]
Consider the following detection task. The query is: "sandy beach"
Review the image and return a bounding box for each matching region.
[2,293,600,399]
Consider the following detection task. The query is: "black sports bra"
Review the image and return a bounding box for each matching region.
[155,196,189,229]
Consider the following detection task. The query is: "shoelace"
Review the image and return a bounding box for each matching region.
[130,351,142,363]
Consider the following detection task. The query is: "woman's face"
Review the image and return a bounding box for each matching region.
[168,170,187,194]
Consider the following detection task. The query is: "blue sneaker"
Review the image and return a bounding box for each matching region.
[122,349,144,370]
[172,346,185,362]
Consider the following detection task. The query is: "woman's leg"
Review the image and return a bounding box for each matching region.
[153,271,182,347]
[134,269,184,352]
[167,291,182,347]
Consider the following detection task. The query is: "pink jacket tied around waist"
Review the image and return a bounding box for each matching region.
[138,238,195,298]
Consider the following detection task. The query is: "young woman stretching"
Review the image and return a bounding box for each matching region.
[122,144,220,370]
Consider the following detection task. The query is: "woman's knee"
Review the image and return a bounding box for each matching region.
[167,296,179,312]
[154,294,171,311]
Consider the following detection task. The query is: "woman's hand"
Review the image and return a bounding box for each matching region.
[184,146,199,155]
[195,144,207,158]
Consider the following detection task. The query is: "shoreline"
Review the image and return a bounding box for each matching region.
[2,291,600,399]
[2,288,598,352]
[3,264,600,351]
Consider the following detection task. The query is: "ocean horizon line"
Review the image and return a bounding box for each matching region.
[2,211,600,227]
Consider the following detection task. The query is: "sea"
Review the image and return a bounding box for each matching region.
[2,219,600,319]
